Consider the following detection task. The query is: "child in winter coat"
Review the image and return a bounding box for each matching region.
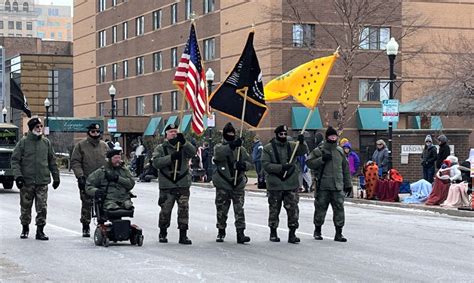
[342,142,360,177]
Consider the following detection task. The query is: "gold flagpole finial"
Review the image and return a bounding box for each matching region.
[190,11,197,22]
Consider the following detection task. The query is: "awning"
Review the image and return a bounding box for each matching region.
[143,117,162,136]
[161,115,178,135]
[180,114,192,133]
[47,117,104,132]
[413,116,443,130]
[357,108,398,130]
[291,107,322,130]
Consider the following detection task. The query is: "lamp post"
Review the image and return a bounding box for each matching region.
[2,107,7,123]
[386,37,399,171]
[109,84,116,141]
[205,67,215,182]
[44,98,51,135]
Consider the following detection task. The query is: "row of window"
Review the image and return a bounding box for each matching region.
[98,0,215,15]
[0,21,33,30]
[37,31,66,40]
[3,1,29,12]
[98,38,215,83]
[0,33,33,37]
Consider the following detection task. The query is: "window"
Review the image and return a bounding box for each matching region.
[153,52,162,71]
[153,10,161,30]
[171,4,177,24]
[99,102,105,116]
[50,32,55,38]
[37,21,45,27]
[8,21,14,29]
[26,22,32,30]
[112,63,118,80]
[136,56,144,75]
[0,22,3,29]
[136,96,144,115]
[5,1,10,11]
[12,1,18,11]
[171,47,178,67]
[16,22,22,30]
[48,8,59,16]
[98,0,106,12]
[37,31,45,38]
[112,0,117,6]
[98,30,106,47]
[122,21,128,40]
[135,16,144,36]
[292,24,315,47]
[171,91,178,111]
[123,60,128,78]
[58,32,63,40]
[23,2,28,12]
[185,0,192,19]
[99,66,106,83]
[204,0,215,13]
[360,27,390,50]
[112,25,117,43]
[123,99,129,116]
[48,70,59,114]
[204,38,215,60]
[153,94,162,112]
[358,79,390,102]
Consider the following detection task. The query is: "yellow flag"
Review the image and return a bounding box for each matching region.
[264,52,338,109]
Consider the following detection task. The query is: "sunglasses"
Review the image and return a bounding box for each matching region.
[35,125,44,129]
[89,130,100,133]
[376,143,383,146]
[278,132,288,137]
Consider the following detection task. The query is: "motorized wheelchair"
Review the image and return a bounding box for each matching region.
[92,194,144,247]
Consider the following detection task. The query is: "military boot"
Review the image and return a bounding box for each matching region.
[313,225,323,240]
[20,224,29,239]
[159,228,168,243]
[334,226,347,242]
[179,229,192,245]
[216,229,225,243]
[269,227,280,242]
[35,225,49,241]
[288,228,300,244]
[82,224,90,238]
[236,228,250,244]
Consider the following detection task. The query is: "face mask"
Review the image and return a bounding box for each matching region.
[223,133,236,142]
[88,132,101,139]
[326,139,337,144]
[169,137,178,145]
[32,131,42,137]
[276,133,287,143]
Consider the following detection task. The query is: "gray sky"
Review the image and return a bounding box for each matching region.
[37,0,72,6]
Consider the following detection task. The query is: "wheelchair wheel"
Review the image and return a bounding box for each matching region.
[94,227,103,246]
[137,234,144,247]
[103,237,110,247]
[130,235,137,245]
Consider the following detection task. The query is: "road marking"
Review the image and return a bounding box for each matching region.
[246,222,331,238]
[47,223,82,236]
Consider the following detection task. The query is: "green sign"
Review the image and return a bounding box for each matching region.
[48,117,104,133]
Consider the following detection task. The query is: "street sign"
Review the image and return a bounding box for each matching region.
[108,118,117,132]
[207,113,215,128]
[382,99,399,122]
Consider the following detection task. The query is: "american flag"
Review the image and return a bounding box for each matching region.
[173,23,207,135]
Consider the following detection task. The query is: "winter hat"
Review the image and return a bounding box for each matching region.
[325,126,338,139]
[164,123,178,133]
[425,135,432,143]
[437,135,447,143]
[339,137,349,147]
[342,142,352,149]
[86,123,101,132]
[446,155,458,165]
[223,122,236,135]
[274,125,288,134]
[27,117,42,131]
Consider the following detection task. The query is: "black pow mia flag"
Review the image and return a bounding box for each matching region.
[209,31,267,128]
[10,78,32,118]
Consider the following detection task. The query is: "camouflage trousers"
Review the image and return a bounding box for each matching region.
[79,189,92,225]
[19,185,48,226]
[158,187,190,230]
[314,190,345,227]
[215,188,246,230]
[267,190,299,229]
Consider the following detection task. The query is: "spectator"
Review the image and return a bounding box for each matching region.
[342,142,360,177]
[297,154,312,193]
[372,139,389,176]
[436,135,450,169]
[201,142,210,181]
[421,135,438,183]
[252,136,265,188]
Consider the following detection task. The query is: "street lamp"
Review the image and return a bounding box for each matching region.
[44,98,51,127]
[205,68,215,182]
[2,107,7,123]
[386,37,399,171]
[109,84,116,141]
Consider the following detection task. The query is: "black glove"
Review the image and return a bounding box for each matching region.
[235,160,247,171]
[53,180,60,190]
[105,170,119,182]
[77,176,86,191]
[281,163,296,178]
[95,189,106,200]
[229,138,243,150]
[176,133,186,145]
[15,176,25,189]
[297,134,305,143]
[322,152,332,162]
[344,186,352,194]
[171,151,181,161]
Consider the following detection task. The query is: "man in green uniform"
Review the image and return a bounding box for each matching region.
[262,125,308,243]
[306,126,352,242]
[213,123,251,244]
[152,124,196,245]
[11,117,60,240]
[85,147,135,211]
[71,123,109,237]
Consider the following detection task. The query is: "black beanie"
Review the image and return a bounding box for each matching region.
[28,118,42,131]
[274,125,287,134]
[223,122,235,135]
[106,149,121,159]
[325,126,338,139]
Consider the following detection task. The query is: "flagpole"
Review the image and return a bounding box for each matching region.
[234,87,248,186]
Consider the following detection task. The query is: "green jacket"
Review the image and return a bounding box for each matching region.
[71,137,109,178]
[306,142,352,191]
[261,139,308,191]
[11,132,59,186]
[212,142,252,190]
[152,140,196,189]
[85,163,135,202]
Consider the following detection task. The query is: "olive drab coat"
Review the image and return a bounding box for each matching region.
[261,139,308,191]
[70,137,109,178]
[11,132,60,186]
[85,163,135,202]
[212,142,252,190]
[306,142,352,191]
[152,140,197,189]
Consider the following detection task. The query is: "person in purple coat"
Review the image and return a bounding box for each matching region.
[342,142,360,177]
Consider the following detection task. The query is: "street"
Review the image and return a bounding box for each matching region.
[0,173,472,282]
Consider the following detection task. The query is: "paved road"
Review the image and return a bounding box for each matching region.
[0,174,472,282]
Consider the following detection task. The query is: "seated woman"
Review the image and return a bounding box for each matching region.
[402,179,432,204]
[363,161,379,200]
[86,148,135,210]
[441,156,469,208]
[425,159,452,205]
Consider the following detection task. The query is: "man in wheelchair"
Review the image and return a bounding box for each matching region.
[85,147,143,246]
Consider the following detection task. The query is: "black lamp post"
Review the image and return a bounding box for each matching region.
[2,107,7,123]
[386,37,399,171]
[205,67,215,181]
[109,84,116,141]
[44,98,51,130]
